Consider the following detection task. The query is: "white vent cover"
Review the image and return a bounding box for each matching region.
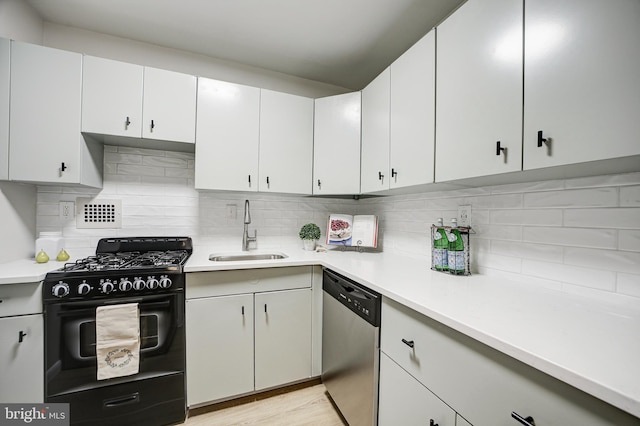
[76,198,122,229]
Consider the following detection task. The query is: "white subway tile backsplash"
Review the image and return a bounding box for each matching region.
[490,209,563,226]
[619,230,640,252]
[620,185,640,207]
[490,241,563,263]
[564,247,640,275]
[524,188,618,208]
[523,226,617,249]
[522,260,616,291]
[142,155,189,168]
[564,208,640,229]
[117,164,164,177]
[34,144,640,299]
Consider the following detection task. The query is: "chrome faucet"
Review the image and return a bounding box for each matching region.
[242,199,257,251]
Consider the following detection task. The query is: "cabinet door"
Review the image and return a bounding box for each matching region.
[0,38,9,180]
[378,353,456,426]
[254,289,312,390]
[390,30,435,189]
[523,0,640,169]
[313,92,361,195]
[9,42,83,183]
[435,0,523,182]
[0,314,43,402]
[186,294,254,406]
[194,78,260,191]
[142,67,196,143]
[82,55,143,137]
[259,89,314,194]
[361,67,390,193]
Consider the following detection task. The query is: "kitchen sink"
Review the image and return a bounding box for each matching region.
[209,251,288,262]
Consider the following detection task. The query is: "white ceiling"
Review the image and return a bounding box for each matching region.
[26,0,464,90]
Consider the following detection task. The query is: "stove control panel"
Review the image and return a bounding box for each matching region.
[45,273,184,301]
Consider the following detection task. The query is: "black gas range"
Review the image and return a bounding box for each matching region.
[43,237,192,303]
[43,237,192,426]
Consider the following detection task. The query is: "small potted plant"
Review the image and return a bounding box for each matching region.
[299,223,321,251]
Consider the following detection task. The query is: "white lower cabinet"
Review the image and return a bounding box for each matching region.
[378,352,456,426]
[0,283,43,403]
[254,289,312,390]
[185,267,313,407]
[186,293,254,405]
[380,297,639,426]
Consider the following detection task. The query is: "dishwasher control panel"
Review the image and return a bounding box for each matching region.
[323,268,381,326]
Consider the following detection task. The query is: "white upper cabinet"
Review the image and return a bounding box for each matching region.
[82,59,196,144]
[82,56,143,137]
[523,0,640,170]
[360,67,391,193]
[313,92,361,195]
[0,38,9,180]
[258,89,314,194]
[435,0,523,182]
[194,78,260,191]
[390,29,435,189]
[142,67,197,143]
[9,41,102,187]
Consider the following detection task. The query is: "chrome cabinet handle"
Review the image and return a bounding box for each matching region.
[391,168,397,178]
[378,171,384,181]
[511,412,536,426]
[125,116,131,128]
[401,338,414,348]
[61,162,67,172]
[18,331,27,343]
[496,141,506,156]
[317,179,321,189]
[430,420,439,426]
[151,119,155,131]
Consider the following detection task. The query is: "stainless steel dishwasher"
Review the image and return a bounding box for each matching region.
[322,268,381,426]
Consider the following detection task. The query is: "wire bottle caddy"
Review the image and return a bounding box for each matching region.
[431,219,471,276]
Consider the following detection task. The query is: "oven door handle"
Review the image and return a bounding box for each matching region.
[103,392,140,408]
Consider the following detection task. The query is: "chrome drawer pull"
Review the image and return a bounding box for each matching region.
[511,411,536,426]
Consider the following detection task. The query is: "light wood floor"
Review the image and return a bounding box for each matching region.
[182,383,347,426]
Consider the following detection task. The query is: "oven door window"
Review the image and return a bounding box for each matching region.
[77,313,160,358]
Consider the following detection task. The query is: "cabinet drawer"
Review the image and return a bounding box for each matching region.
[381,297,638,426]
[378,352,456,426]
[186,266,312,299]
[0,283,42,317]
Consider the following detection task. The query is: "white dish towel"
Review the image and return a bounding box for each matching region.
[96,303,140,380]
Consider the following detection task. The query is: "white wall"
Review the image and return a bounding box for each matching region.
[42,23,349,98]
[0,0,43,43]
[0,0,43,262]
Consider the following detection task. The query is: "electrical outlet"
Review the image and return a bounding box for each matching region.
[59,201,75,220]
[226,204,237,222]
[457,205,472,227]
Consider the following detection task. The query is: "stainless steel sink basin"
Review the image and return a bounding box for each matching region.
[209,252,288,262]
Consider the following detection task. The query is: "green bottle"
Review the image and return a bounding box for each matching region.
[433,218,448,271]
[447,218,465,275]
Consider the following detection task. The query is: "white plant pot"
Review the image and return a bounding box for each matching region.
[302,239,316,251]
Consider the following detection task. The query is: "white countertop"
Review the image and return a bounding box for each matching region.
[186,245,640,418]
[2,246,639,418]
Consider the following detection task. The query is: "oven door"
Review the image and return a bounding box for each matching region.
[45,293,185,398]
